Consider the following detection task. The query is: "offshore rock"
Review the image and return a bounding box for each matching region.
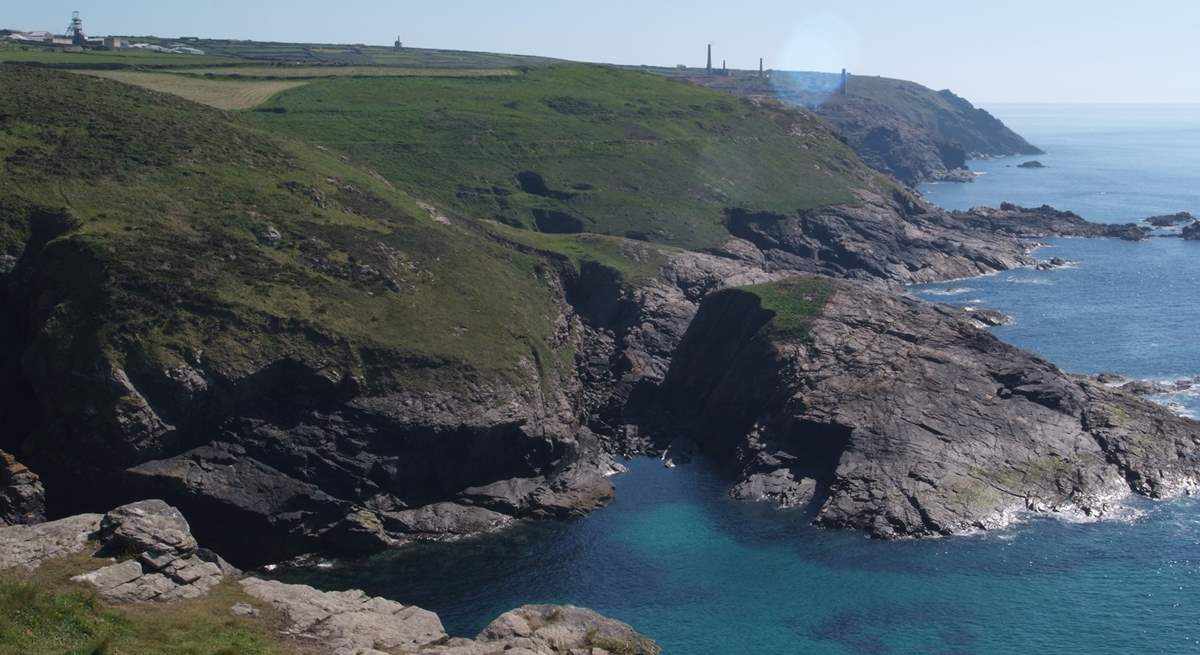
[658,277,1200,537]
[960,204,1151,240]
[0,450,45,526]
[1183,221,1200,240]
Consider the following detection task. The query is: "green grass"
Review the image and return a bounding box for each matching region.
[248,64,890,252]
[0,553,313,655]
[740,276,836,340]
[0,63,575,396]
[180,65,518,78]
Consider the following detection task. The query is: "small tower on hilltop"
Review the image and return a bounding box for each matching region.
[394,35,403,51]
[65,11,86,45]
[759,58,764,78]
[840,68,849,94]
[706,43,712,75]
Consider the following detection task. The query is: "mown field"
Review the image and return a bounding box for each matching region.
[79,70,309,110]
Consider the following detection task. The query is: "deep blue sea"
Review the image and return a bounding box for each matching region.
[280,105,1200,653]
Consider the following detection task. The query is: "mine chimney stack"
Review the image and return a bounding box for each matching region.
[706,43,712,75]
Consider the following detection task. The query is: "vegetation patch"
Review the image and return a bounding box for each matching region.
[741,276,836,340]
[180,66,517,79]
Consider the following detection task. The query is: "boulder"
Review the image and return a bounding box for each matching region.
[0,450,45,526]
[70,500,234,603]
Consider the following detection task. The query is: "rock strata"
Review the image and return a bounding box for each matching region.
[0,450,44,526]
[658,277,1200,537]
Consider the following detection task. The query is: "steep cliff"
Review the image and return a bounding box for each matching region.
[680,70,1042,185]
[658,278,1200,536]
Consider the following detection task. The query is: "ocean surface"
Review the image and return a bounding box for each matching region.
[278,105,1200,653]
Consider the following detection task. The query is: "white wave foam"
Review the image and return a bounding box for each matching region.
[919,287,976,296]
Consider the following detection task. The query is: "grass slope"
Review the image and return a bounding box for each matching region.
[0,64,572,389]
[0,554,313,655]
[741,276,835,340]
[249,64,889,251]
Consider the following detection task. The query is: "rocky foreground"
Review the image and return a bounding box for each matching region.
[656,277,1200,536]
[0,499,660,655]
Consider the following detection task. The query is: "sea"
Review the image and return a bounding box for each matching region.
[277,105,1200,654]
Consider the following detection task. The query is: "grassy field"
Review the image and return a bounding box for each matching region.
[182,65,517,78]
[0,64,578,395]
[250,64,887,252]
[79,71,309,110]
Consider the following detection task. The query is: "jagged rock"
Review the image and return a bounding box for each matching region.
[1118,380,1173,396]
[961,204,1151,240]
[239,577,448,653]
[69,500,232,603]
[99,499,197,557]
[1036,257,1070,270]
[381,502,513,540]
[0,513,101,570]
[257,225,282,246]
[658,277,1200,538]
[1143,212,1195,227]
[0,450,45,526]
[1183,221,1200,240]
[322,509,392,555]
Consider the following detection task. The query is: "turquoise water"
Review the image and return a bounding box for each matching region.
[278,106,1200,653]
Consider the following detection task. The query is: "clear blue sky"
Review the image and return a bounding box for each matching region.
[7,1,1200,103]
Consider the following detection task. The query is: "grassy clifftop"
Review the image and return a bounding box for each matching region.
[0,64,572,389]
[249,65,889,251]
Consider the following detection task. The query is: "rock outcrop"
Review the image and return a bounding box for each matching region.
[0,449,44,526]
[0,498,659,655]
[242,576,660,655]
[656,277,1200,537]
[959,203,1151,240]
[1143,212,1195,227]
[1183,221,1200,240]
[1017,160,1046,169]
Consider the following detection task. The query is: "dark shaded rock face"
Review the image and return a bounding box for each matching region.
[0,450,45,526]
[657,279,1200,537]
[1183,222,1200,240]
[1144,212,1195,227]
[960,203,1151,241]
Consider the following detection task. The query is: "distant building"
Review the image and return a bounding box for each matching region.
[103,36,123,49]
[394,36,403,50]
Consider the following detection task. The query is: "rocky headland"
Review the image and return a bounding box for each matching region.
[654,277,1200,536]
[0,499,660,654]
[679,71,1043,185]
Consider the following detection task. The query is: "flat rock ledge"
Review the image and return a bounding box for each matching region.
[0,500,659,654]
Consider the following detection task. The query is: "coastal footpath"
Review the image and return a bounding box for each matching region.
[0,498,660,654]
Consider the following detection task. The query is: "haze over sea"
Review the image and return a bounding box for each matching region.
[278,104,1200,654]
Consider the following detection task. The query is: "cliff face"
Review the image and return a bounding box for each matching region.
[680,71,1042,186]
[657,279,1200,537]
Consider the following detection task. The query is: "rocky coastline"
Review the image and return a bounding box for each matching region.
[0,499,660,654]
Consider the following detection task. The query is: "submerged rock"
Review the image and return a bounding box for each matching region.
[657,276,1200,538]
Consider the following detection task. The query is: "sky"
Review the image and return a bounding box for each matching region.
[6,0,1200,103]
